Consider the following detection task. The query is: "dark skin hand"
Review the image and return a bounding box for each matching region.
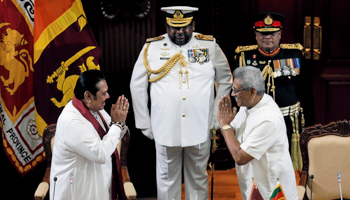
[217,95,254,165]
[110,95,129,124]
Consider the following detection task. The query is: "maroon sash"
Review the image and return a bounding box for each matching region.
[72,97,126,200]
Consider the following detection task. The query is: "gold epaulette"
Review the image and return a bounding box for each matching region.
[280,43,303,51]
[195,34,214,41]
[146,36,165,43]
[235,45,258,54]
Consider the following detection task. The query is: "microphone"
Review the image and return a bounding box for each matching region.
[53,177,57,200]
[70,173,74,199]
[70,173,74,184]
[310,174,314,200]
[337,172,343,200]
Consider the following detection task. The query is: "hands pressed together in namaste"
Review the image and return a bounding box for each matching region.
[217,94,237,127]
[110,95,129,124]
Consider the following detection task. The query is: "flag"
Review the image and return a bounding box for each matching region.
[270,180,286,200]
[0,0,44,176]
[249,178,263,200]
[34,0,101,135]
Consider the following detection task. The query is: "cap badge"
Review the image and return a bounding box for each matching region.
[174,10,184,19]
[264,15,273,25]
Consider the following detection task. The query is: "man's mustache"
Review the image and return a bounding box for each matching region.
[175,33,185,37]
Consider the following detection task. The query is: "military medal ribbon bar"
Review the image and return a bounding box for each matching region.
[273,58,300,77]
[188,48,209,64]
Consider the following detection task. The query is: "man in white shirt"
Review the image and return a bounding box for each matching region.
[50,70,129,200]
[217,66,298,200]
[130,6,232,200]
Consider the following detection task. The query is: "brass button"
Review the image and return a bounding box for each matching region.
[182,97,186,100]
[182,79,186,83]
[182,114,186,117]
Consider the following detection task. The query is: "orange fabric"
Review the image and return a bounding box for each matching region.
[295,170,301,185]
[34,0,75,42]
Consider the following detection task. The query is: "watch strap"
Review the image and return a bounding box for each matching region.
[221,125,232,132]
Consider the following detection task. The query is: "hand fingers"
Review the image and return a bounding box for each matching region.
[111,104,116,111]
[218,98,223,109]
[125,101,130,112]
[224,95,231,108]
[116,96,122,109]
[121,95,126,106]
[113,95,129,113]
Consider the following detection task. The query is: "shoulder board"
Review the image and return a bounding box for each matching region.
[195,34,214,41]
[280,43,303,51]
[146,36,165,43]
[235,45,258,54]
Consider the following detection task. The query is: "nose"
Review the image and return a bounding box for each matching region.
[106,92,110,99]
[176,28,184,33]
[263,34,272,38]
[231,91,236,97]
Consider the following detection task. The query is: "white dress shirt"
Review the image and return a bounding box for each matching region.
[49,101,124,200]
[231,94,298,200]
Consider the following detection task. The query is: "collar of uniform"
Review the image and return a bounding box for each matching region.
[247,94,268,114]
[258,47,280,57]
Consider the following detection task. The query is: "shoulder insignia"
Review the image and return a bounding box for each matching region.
[195,34,214,41]
[235,45,258,54]
[280,43,303,51]
[146,36,165,43]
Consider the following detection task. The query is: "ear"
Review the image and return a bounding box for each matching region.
[84,91,91,102]
[278,30,282,40]
[165,23,169,32]
[192,21,196,31]
[251,87,258,97]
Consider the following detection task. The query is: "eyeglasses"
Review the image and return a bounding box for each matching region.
[232,86,245,94]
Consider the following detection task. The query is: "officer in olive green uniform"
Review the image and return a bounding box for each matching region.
[235,12,307,171]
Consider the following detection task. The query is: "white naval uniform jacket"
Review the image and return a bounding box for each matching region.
[130,33,232,147]
[49,101,124,200]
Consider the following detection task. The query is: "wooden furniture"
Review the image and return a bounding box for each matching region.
[34,124,56,200]
[34,124,136,200]
[298,120,350,200]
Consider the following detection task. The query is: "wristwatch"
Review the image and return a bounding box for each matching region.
[220,125,232,132]
[109,121,125,130]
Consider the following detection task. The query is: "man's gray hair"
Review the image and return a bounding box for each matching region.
[233,66,265,95]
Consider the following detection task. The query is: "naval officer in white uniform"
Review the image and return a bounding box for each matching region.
[130,6,232,200]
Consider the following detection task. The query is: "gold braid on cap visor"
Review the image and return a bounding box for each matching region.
[166,17,193,27]
[256,27,280,32]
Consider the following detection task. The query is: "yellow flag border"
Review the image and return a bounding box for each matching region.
[34,0,86,135]
[34,0,86,64]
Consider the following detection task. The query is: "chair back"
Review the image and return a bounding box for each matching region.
[42,124,56,168]
[300,120,350,200]
[117,129,130,167]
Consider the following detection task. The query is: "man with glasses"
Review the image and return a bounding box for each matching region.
[217,66,298,199]
[234,13,313,172]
